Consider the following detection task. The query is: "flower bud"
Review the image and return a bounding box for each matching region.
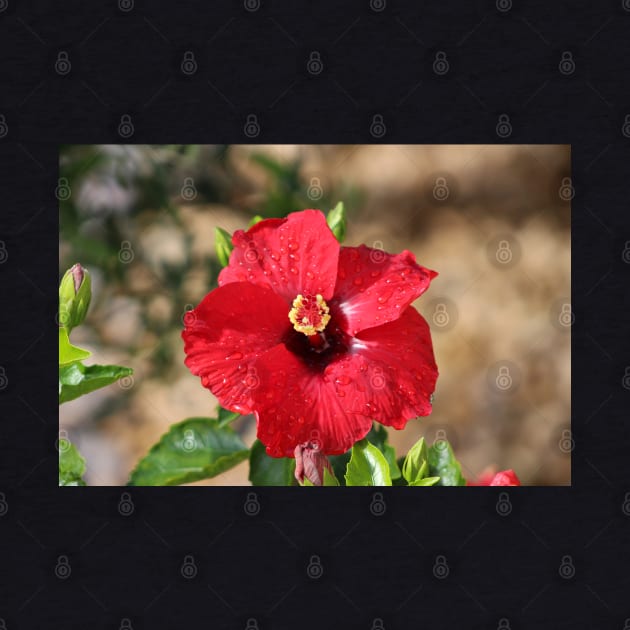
[326,201,346,243]
[214,227,234,268]
[294,441,334,486]
[59,263,91,331]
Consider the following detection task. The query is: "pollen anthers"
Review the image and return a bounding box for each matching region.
[288,293,331,336]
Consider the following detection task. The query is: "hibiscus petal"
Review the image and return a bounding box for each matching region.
[182,282,290,414]
[251,307,437,457]
[344,306,438,429]
[251,344,373,457]
[218,209,340,304]
[332,244,437,335]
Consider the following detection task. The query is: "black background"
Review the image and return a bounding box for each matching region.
[1,0,629,628]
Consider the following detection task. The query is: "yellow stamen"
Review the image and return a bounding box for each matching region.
[289,293,331,336]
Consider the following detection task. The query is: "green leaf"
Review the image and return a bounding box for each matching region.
[59,327,91,366]
[323,467,340,486]
[214,226,234,268]
[428,440,466,486]
[329,424,400,485]
[249,439,296,486]
[367,424,402,479]
[409,476,440,487]
[217,406,240,428]
[128,418,249,486]
[345,439,392,486]
[402,437,429,484]
[326,201,346,243]
[59,440,87,486]
[59,362,133,404]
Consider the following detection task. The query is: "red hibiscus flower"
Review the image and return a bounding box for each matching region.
[182,209,438,457]
[467,469,521,486]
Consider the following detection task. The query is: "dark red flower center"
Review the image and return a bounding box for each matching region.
[284,301,350,371]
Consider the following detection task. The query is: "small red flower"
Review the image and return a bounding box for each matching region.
[183,209,438,457]
[467,469,521,486]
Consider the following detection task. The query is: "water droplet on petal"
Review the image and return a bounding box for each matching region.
[377,290,392,304]
[335,375,351,385]
[226,352,243,360]
[288,240,299,251]
[289,267,298,275]
[353,277,363,286]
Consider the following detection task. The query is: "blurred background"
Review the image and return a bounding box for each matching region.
[59,144,571,486]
